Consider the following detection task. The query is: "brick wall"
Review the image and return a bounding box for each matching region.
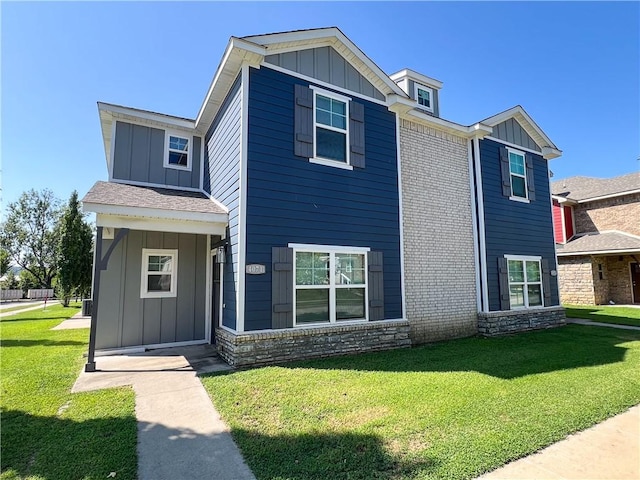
[605,255,636,304]
[573,193,640,236]
[215,320,411,367]
[399,119,478,343]
[557,256,596,305]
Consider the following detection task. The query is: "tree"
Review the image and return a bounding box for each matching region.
[0,189,61,289]
[56,191,93,306]
[0,249,10,277]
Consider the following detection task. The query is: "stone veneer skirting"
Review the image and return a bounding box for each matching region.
[478,306,566,336]
[215,320,411,367]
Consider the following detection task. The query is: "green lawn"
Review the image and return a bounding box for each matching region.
[0,303,46,315]
[564,304,640,327]
[202,325,640,480]
[1,303,138,480]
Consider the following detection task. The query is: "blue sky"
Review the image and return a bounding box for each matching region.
[2,2,638,213]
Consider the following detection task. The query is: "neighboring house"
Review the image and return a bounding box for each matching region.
[82,27,564,369]
[552,172,640,305]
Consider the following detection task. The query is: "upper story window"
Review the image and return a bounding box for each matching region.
[414,83,434,113]
[140,249,178,298]
[293,246,368,326]
[313,87,350,167]
[506,256,543,308]
[164,131,191,171]
[508,148,528,200]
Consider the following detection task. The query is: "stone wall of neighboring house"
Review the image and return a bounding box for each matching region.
[558,254,638,305]
[398,118,478,343]
[477,306,565,336]
[605,254,637,304]
[573,192,640,236]
[557,256,596,305]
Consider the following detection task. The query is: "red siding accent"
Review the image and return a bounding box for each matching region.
[564,206,574,240]
[552,200,564,243]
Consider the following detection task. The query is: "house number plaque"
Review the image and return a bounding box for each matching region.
[246,264,266,275]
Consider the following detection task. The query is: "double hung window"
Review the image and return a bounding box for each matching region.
[141,249,178,298]
[294,247,367,325]
[164,132,191,170]
[508,148,527,199]
[506,256,542,308]
[313,88,350,165]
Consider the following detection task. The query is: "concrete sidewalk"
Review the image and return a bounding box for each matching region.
[478,405,639,479]
[567,318,640,331]
[72,345,256,480]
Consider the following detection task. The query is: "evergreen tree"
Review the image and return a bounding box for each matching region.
[56,191,93,306]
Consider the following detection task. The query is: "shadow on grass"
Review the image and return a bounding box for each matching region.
[1,408,137,480]
[564,307,640,327]
[1,339,86,347]
[276,325,640,380]
[228,427,436,480]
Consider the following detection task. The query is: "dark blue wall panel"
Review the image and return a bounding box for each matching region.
[480,138,560,311]
[244,66,402,331]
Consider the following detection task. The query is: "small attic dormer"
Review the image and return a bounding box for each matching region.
[390,69,443,117]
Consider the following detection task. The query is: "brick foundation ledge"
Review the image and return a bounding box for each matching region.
[478,306,566,336]
[215,320,411,367]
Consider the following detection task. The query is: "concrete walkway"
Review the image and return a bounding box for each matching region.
[0,300,51,318]
[567,318,640,331]
[72,345,256,480]
[478,405,639,479]
[51,311,90,330]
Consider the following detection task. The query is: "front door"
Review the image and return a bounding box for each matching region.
[212,258,221,342]
[631,263,640,304]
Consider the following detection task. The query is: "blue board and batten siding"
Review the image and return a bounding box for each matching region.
[204,74,242,330]
[112,121,202,189]
[479,138,560,311]
[244,66,402,331]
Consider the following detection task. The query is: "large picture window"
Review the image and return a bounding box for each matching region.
[506,256,542,308]
[140,249,178,298]
[294,247,367,325]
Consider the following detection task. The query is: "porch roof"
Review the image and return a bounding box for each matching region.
[557,231,640,256]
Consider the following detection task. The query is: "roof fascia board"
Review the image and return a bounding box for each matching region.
[95,213,227,236]
[481,105,560,152]
[578,189,640,203]
[84,202,228,224]
[551,195,578,205]
[557,248,640,256]
[98,102,195,130]
[389,69,443,90]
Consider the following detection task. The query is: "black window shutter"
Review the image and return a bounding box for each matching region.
[499,146,511,197]
[272,247,294,328]
[367,251,384,321]
[349,101,365,169]
[294,84,313,158]
[498,257,511,310]
[541,258,552,306]
[525,154,536,201]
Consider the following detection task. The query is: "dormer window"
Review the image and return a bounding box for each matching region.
[164,131,191,171]
[414,83,434,113]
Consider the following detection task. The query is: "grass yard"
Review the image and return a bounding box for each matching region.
[564,304,640,327]
[202,325,640,480]
[1,303,138,480]
[0,304,45,315]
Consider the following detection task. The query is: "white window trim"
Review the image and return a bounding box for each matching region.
[507,147,528,202]
[163,130,192,171]
[414,83,434,113]
[504,254,543,309]
[310,86,351,169]
[140,248,178,298]
[290,244,369,327]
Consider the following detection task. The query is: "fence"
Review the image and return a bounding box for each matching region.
[27,289,54,299]
[1,289,23,301]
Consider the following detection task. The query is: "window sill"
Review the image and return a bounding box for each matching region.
[164,163,192,172]
[141,292,177,299]
[309,157,353,171]
[509,196,530,204]
[294,318,367,328]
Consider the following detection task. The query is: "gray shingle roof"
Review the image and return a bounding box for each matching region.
[557,231,640,256]
[551,172,640,202]
[82,181,226,215]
